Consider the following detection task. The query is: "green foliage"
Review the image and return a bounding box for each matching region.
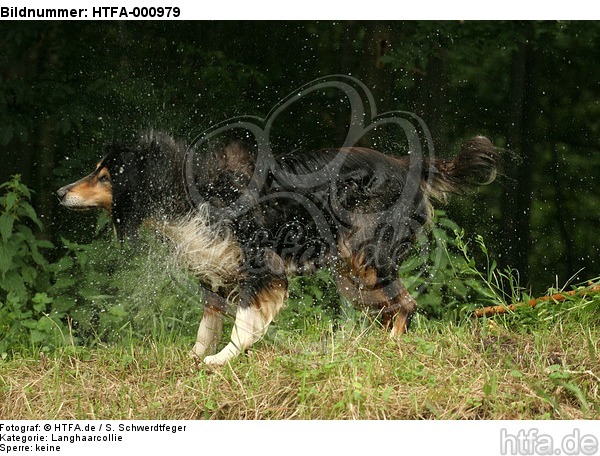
[453,231,527,306]
[0,176,201,356]
[397,210,494,321]
[0,175,62,355]
[280,269,345,333]
[48,230,201,346]
[279,210,513,330]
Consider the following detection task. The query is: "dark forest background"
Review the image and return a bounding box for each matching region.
[1,21,598,292]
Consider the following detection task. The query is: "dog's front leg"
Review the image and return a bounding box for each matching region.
[191,288,226,360]
[204,277,288,367]
[202,306,267,366]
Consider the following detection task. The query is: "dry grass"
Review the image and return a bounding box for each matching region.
[1,314,598,420]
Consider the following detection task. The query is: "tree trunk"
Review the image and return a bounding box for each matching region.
[422,45,448,154]
[501,30,537,284]
[551,144,576,275]
[361,22,395,114]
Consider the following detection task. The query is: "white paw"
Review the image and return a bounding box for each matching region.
[203,354,226,366]
[203,342,240,366]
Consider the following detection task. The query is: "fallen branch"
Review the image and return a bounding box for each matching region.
[472,284,600,318]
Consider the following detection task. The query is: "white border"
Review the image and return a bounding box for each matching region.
[0,0,597,20]
[1,420,599,456]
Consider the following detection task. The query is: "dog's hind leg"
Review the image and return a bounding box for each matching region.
[203,278,288,366]
[386,279,417,337]
[191,288,226,360]
[336,253,416,337]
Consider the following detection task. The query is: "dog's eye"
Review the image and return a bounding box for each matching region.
[99,175,110,184]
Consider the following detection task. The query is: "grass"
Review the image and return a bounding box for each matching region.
[1,295,598,420]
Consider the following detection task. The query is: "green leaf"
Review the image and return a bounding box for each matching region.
[509,370,523,378]
[0,214,14,241]
[51,255,74,271]
[50,297,77,313]
[381,386,394,402]
[49,276,76,291]
[548,365,571,381]
[30,330,48,344]
[36,240,54,249]
[14,179,31,200]
[1,271,28,301]
[0,242,14,275]
[32,293,52,313]
[2,192,18,212]
[21,266,37,285]
[20,202,43,230]
[108,305,127,317]
[28,244,47,267]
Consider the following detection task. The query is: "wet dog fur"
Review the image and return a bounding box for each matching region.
[57,131,498,366]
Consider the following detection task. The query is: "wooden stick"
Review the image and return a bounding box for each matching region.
[472,284,600,318]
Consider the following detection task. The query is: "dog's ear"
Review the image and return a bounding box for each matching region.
[103,144,142,178]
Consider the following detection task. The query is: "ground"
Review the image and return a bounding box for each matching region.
[1,309,598,420]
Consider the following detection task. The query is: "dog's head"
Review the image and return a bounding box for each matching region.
[56,161,113,212]
[57,143,148,240]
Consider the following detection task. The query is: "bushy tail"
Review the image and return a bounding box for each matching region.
[423,136,498,202]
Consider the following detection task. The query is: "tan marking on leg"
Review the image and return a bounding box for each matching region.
[204,282,287,366]
[335,253,388,308]
[337,251,417,336]
[390,287,417,338]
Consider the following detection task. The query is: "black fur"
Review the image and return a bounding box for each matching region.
[101,134,190,240]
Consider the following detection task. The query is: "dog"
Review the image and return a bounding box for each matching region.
[57,131,497,366]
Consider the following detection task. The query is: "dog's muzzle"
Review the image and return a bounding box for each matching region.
[56,184,71,204]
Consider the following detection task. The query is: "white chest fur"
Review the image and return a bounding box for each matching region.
[157,206,243,292]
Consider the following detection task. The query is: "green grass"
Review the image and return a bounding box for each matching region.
[1,294,598,420]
